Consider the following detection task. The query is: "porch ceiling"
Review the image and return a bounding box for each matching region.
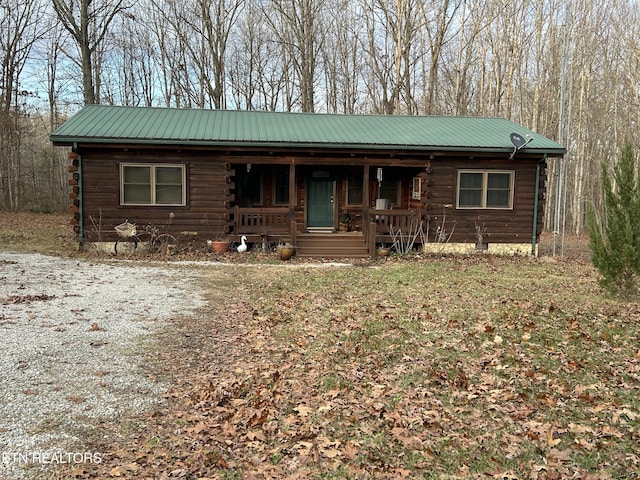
[51,105,566,157]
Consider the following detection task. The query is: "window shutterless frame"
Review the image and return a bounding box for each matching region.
[120,164,186,206]
[380,178,401,206]
[345,172,364,206]
[273,167,290,205]
[456,170,514,209]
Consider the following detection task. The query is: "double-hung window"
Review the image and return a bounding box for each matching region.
[457,170,514,209]
[121,164,186,206]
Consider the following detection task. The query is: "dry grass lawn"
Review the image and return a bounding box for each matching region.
[2,212,638,479]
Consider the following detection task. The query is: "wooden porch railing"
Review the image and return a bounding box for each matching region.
[233,206,423,255]
[371,209,423,234]
[365,208,424,255]
[233,206,290,235]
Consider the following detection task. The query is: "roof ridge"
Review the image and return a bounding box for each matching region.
[81,104,510,121]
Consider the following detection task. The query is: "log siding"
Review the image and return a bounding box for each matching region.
[72,145,546,251]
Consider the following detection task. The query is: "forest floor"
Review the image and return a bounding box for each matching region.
[1,212,638,479]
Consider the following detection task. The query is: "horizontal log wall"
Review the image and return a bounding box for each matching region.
[423,157,546,244]
[79,148,232,243]
[72,146,547,246]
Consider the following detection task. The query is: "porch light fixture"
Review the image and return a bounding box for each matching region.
[376,168,383,200]
[247,163,252,172]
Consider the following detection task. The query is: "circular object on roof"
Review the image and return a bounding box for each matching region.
[510,133,527,149]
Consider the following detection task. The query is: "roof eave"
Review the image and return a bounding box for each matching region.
[50,136,566,156]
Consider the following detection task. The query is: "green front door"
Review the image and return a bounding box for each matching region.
[307,172,335,228]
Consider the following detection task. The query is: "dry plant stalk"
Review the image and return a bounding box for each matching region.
[389,217,425,254]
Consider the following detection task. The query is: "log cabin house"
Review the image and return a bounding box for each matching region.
[50,105,565,257]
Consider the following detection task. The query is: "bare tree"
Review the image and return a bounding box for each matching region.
[361,0,398,114]
[155,0,244,109]
[263,0,327,112]
[0,0,47,210]
[147,0,182,107]
[4,0,640,237]
[321,0,364,113]
[418,0,459,115]
[228,2,288,110]
[104,13,158,106]
[43,24,72,210]
[197,0,244,109]
[52,0,128,105]
[361,0,447,115]
[438,0,490,116]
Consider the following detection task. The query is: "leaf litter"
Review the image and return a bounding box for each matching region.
[69,255,640,479]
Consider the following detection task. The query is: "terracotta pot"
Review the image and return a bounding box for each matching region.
[277,243,295,261]
[210,240,230,254]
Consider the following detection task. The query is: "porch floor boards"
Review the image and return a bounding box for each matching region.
[295,232,369,258]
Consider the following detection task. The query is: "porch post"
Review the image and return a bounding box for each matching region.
[289,162,297,240]
[289,162,296,220]
[362,164,370,225]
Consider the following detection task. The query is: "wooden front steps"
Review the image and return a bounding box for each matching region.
[295,232,369,258]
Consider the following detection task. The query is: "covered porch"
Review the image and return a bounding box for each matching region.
[227,159,426,257]
[232,205,424,257]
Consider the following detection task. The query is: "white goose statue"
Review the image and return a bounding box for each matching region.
[237,235,248,253]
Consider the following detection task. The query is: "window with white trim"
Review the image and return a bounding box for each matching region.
[457,170,514,209]
[120,164,186,206]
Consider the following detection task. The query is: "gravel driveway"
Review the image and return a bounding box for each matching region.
[0,252,207,479]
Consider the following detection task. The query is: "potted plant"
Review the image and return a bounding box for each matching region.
[339,211,351,231]
[209,238,229,253]
[277,241,295,260]
[208,217,230,253]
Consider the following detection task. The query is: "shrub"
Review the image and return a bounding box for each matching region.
[587,143,640,298]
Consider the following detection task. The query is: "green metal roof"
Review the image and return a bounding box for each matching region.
[50,104,565,156]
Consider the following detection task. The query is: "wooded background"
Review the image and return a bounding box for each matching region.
[1,0,637,236]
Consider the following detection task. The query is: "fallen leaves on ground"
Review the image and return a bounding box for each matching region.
[63,254,640,479]
[2,293,55,304]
